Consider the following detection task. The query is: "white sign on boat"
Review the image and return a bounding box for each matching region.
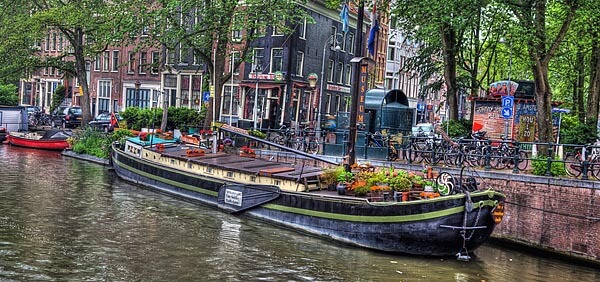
[224,189,243,206]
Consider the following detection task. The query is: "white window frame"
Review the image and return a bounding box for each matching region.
[298,18,306,40]
[296,51,304,77]
[112,50,119,72]
[270,48,283,73]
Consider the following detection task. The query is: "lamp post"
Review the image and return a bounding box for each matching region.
[134,80,141,108]
[253,64,262,129]
[229,51,235,126]
[307,73,318,127]
[317,33,342,139]
[500,37,512,139]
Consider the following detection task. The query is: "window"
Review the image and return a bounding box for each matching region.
[337,63,344,84]
[329,26,337,49]
[253,48,264,71]
[231,51,240,75]
[139,52,147,74]
[345,64,352,85]
[166,48,175,65]
[94,54,101,71]
[179,42,189,64]
[112,50,119,72]
[103,51,110,71]
[271,48,283,73]
[151,51,160,74]
[327,60,334,82]
[296,52,304,76]
[58,35,63,51]
[45,34,50,51]
[348,33,354,54]
[232,15,243,42]
[52,33,57,51]
[298,18,306,39]
[272,15,285,36]
[98,80,111,113]
[222,85,239,116]
[387,46,395,60]
[128,52,135,73]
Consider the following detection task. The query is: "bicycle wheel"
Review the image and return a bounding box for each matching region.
[564,154,582,177]
[516,150,529,171]
[306,138,319,154]
[292,137,303,151]
[409,143,424,163]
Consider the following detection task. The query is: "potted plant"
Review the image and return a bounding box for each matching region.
[336,170,354,195]
[321,166,345,191]
[389,175,412,201]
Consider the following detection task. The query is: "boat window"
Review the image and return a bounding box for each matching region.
[187,163,193,169]
[250,176,256,182]
[274,180,281,186]
[170,160,175,165]
[206,167,213,173]
[226,171,234,178]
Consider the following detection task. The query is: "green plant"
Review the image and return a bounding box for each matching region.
[389,175,412,192]
[531,156,566,176]
[321,166,345,186]
[337,170,354,184]
[411,175,424,186]
[440,119,472,138]
[248,129,267,139]
[50,85,66,113]
[366,171,388,187]
[353,184,370,196]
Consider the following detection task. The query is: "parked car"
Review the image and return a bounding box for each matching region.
[51,106,82,128]
[88,112,122,132]
[412,123,436,138]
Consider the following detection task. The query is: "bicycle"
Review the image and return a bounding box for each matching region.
[270,125,297,148]
[489,137,528,171]
[292,125,319,154]
[366,131,399,161]
[563,143,600,179]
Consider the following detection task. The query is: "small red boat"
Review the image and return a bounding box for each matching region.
[7,130,72,151]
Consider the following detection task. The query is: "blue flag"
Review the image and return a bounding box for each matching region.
[367,4,379,56]
[340,3,349,33]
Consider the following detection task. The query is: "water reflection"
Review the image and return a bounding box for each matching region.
[0,145,598,281]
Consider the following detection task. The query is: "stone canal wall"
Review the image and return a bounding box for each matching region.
[235,150,600,263]
[484,174,600,263]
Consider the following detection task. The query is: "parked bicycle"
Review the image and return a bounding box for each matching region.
[365,131,399,161]
[292,125,319,154]
[563,142,600,179]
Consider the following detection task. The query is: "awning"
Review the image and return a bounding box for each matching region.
[364,89,409,110]
[239,82,284,90]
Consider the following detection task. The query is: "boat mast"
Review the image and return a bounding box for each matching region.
[347,1,365,168]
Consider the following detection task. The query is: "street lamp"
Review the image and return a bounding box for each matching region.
[317,33,342,138]
[134,80,141,108]
[253,64,262,129]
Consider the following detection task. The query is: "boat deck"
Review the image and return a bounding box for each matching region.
[149,143,324,183]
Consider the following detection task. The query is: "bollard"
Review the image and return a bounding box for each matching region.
[545,144,554,176]
[484,140,491,171]
[512,141,520,174]
[582,160,589,180]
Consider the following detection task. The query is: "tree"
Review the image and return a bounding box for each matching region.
[503,0,578,144]
[139,0,310,128]
[0,84,18,106]
[0,0,143,125]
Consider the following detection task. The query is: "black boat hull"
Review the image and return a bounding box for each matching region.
[111,144,504,256]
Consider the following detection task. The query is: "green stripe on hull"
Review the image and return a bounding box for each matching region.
[263,200,498,223]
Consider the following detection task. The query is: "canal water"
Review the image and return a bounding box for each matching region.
[0,145,598,281]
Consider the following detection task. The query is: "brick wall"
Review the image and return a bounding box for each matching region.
[458,171,600,262]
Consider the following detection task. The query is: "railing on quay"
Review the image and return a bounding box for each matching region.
[232,126,600,181]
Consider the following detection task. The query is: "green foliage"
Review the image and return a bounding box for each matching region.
[50,85,66,112]
[353,184,370,196]
[0,84,18,106]
[248,129,267,139]
[389,175,412,192]
[71,128,134,159]
[559,115,597,145]
[440,119,471,138]
[121,107,206,132]
[531,156,566,177]
[337,170,354,183]
[71,128,113,159]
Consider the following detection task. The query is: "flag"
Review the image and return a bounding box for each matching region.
[367,2,379,56]
[340,3,349,33]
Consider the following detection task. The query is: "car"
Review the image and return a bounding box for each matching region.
[412,123,436,138]
[50,106,82,128]
[88,112,122,132]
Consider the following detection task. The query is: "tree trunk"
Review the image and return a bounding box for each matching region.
[586,35,600,127]
[576,47,585,123]
[73,28,91,125]
[204,45,227,130]
[440,22,458,121]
